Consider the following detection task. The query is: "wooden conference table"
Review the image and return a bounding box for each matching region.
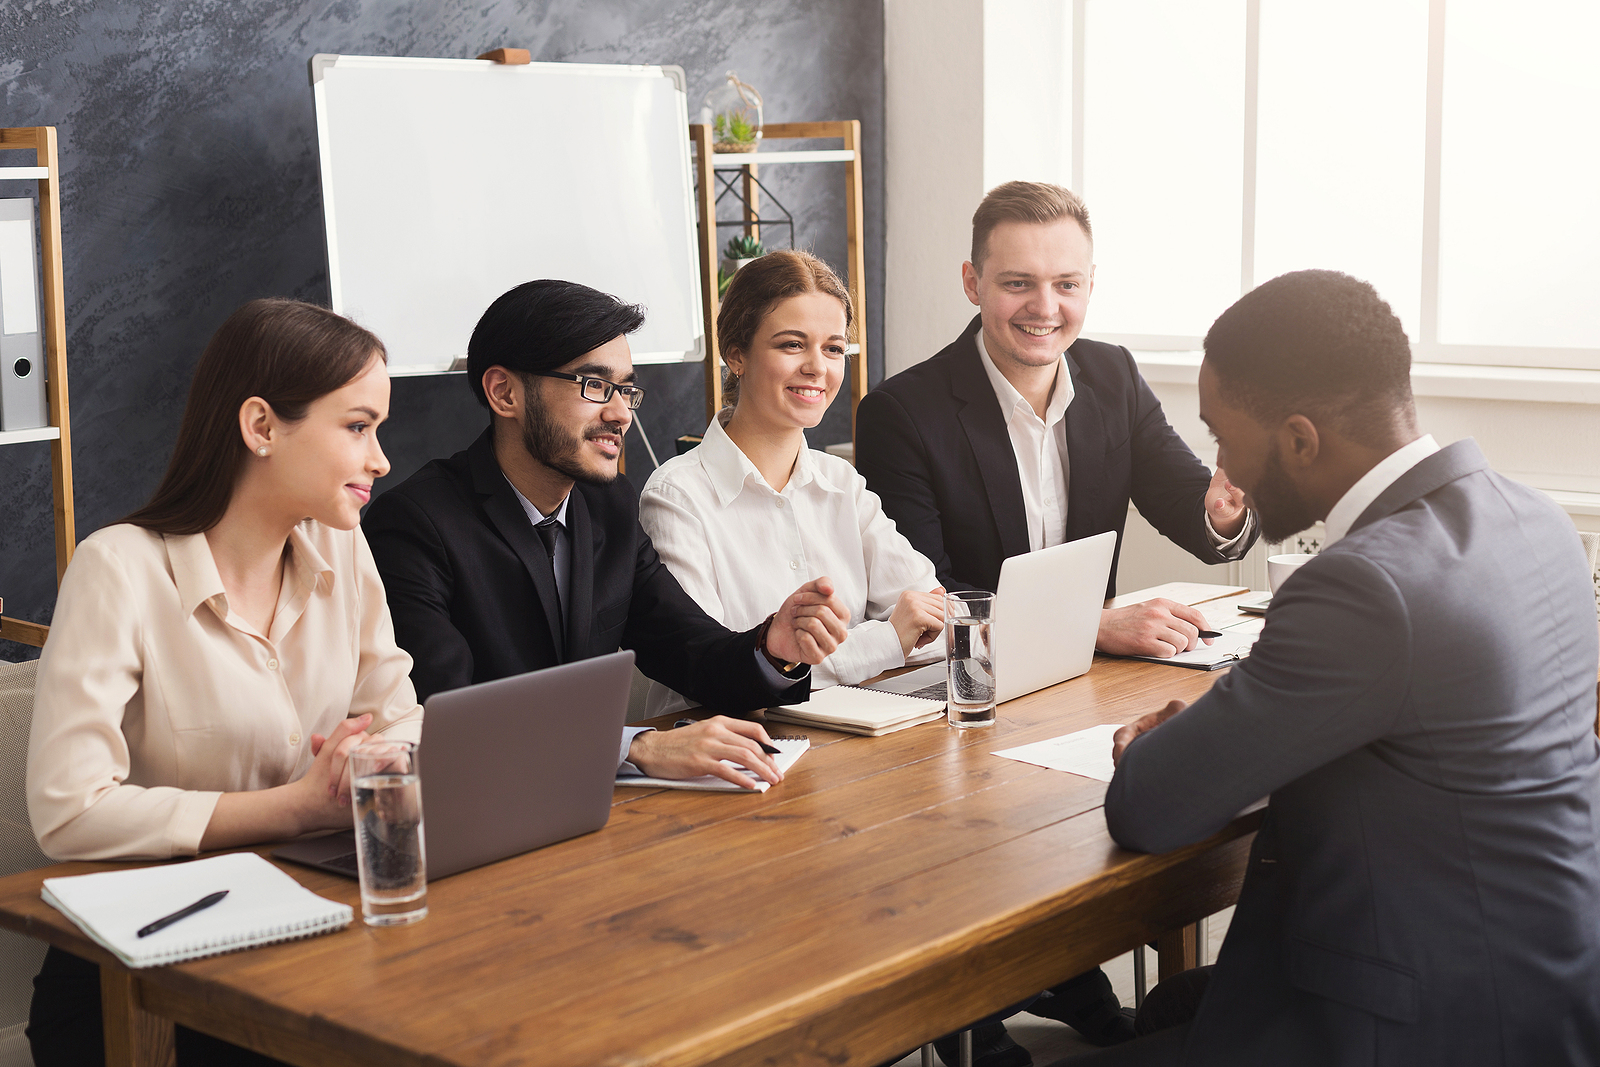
[0,655,1261,1067]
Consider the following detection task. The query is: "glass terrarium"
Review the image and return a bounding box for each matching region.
[703,72,763,153]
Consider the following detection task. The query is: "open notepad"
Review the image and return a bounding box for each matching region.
[1124,631,1258,671]
[765,684,946,737]
[616,735,811,792]
[42,851,352,969]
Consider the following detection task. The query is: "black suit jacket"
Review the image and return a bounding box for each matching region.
[364,430,808,709]
[1108,441,1600,1065]
[855,316,1251,596]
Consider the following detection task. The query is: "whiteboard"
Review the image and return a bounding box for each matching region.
[311,54,704,374]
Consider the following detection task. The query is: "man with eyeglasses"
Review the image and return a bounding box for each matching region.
[366,280,852,787]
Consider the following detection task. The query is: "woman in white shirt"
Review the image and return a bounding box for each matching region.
[639,250,944,717]
[26,299,422,1067]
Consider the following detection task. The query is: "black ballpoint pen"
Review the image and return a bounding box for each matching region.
[1197,630,1223,639]
[137,890,229,938]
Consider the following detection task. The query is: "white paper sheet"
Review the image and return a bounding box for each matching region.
[1106,582,1248,609]
[992,723,1124,783]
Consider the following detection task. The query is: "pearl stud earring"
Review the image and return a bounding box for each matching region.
[256,446,269,457]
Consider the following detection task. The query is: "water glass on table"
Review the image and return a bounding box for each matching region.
[945,590,996,728]
[349,739,428,926]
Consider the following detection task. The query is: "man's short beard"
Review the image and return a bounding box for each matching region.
[1252,441,1320,543]
[519,401,622,486]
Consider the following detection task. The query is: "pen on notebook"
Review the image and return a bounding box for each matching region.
[673,718,781,755]
[137,890,229,938]
[1197,630,1222,639]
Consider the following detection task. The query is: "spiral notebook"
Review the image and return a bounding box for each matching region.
[42,851,352,968]
[616,735,811,791]
[764,685,946,736]
[1123,631,1259,671]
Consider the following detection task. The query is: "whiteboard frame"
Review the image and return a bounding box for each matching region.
[310,53,705,374]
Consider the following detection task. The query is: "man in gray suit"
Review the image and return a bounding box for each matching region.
[1073,270,1600,1066]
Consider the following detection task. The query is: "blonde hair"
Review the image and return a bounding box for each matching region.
[716,249,853,409]
[971,181,1092,270]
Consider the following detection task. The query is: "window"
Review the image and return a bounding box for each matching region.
[983,0,1600,370]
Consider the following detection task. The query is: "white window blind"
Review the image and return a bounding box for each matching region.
[983,0,1600,371]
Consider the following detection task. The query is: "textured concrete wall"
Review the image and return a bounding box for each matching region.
[0,1,885,658]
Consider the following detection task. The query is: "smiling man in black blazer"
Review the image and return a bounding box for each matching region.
[856,182,1258,661]
[855,182,1260,1063]
[365,280,851,789]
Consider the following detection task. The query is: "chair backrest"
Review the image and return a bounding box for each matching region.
[0,659,46,877]
[1582,532,1600,739]
[0,658,48,1045]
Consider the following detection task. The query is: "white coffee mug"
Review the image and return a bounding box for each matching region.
[1267,553,1317,594]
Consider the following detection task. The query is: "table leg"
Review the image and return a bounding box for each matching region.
[1156,923,1199,982]
[100,967,175,1067]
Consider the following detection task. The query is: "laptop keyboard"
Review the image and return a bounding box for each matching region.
[906,682,948,702]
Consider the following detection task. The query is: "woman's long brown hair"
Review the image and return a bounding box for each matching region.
[121,299,385,535]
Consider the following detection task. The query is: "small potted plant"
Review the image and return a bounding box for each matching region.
[703,72,763,153]
[724,234,765,272]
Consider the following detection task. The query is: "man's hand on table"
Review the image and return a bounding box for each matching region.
[1112,699,1188,766]
[628,716,781,790]
[1097,599,1214,658]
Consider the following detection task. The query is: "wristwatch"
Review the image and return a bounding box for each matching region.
[755,613,805,677]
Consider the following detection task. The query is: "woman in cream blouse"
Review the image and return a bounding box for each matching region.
[639,251,945,717]
[26,299,421,1067]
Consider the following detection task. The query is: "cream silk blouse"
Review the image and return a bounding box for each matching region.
[27,521,423,861]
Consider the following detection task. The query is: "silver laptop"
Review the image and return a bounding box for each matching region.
[860,531,1118,705]
[275,650,633,880]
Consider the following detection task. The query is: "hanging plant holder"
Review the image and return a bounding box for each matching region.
[703,71,763,153]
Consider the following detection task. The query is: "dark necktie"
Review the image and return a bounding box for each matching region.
[533,515,563,619]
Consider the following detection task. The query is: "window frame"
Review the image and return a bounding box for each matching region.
[995,0,1600,374]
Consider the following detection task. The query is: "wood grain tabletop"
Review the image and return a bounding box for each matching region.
[0,656,1260,1067]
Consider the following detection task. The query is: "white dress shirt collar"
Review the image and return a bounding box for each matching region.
[506,479,572,528]
[1322,434,1440,548]
[974,330,1075,427]
[697,409,845,509]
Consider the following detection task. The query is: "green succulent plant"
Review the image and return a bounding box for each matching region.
[717,265,734,298]
[712,110,758,144]
[724,234,765,260]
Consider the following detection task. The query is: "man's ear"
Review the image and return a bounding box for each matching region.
[1277,414,1320,469]
[482,366,523,420]
[961,261,981,307]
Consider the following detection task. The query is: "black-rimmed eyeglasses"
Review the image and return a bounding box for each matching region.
[533,371,646,409]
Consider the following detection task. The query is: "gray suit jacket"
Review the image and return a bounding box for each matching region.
[1106,439,1600,1066]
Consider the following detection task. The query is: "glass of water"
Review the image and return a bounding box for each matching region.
[945,590,996,727]
[349,739,427,926]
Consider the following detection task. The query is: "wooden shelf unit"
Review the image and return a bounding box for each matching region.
[0,126,75,649]
[690,120,869,443]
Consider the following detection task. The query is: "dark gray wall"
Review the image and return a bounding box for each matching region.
[0,1,885,660]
